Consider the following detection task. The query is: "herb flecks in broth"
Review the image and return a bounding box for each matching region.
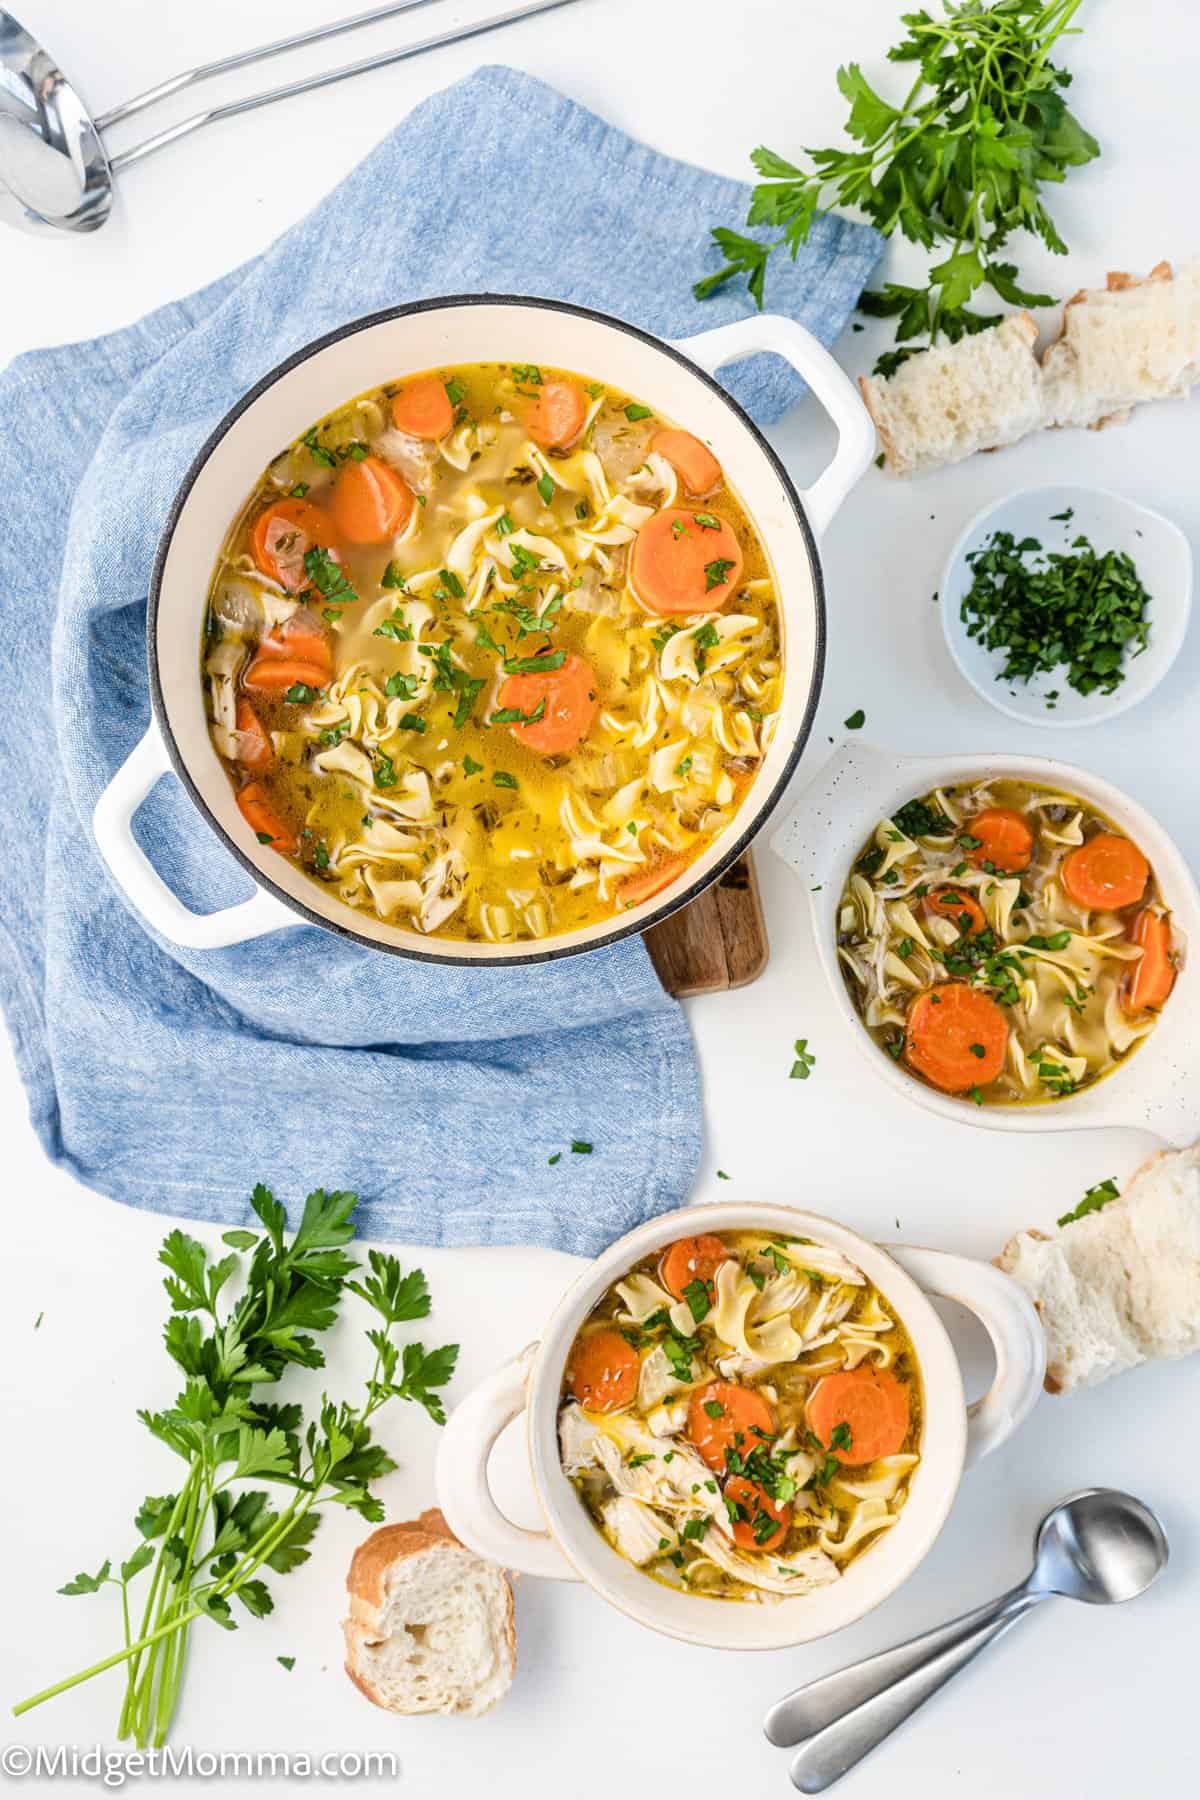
[839,778,1179,1105]
[558,1231,922,1604]
[202,364,782,943]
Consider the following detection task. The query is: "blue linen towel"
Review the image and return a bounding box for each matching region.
[0,66,880,1252]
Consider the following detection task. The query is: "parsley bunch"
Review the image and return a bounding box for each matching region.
[13,1184,457,1748]
[695,0,1098,373]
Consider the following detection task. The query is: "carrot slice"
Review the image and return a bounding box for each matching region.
[615,851,696,910]
[687,1381,776,1473]
[924,884,987,937]
[527,379,587,450]
[725,1476,791,1553]
[659,1234,730,1302]
[242,657,329,694]
[631,508,743,615]
[236,781,296,854]
[250,498,338,591]
[234,697,274,770]
[254,612,333,680]
[1061,833,1149,911]
[966,807,1034,873]
[330,455,414,545]
[1123,909,1176,1013]
[566,1328,639,1413]
[391,377,454,440]
[905,983,1008,1093]
[806,1369,910,1465]
[650,429,722,497]
[496,653,598,754]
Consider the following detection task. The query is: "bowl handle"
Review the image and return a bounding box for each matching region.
[436,1343,579,1580]
[671,314,876,537]
[887,1246,1046,1469]
[93,722,301,949]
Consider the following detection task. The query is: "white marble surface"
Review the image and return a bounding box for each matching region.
[1,1,1195,1794]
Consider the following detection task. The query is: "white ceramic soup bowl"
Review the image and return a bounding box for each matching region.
[435,1202,1044,1652]
[92,296,876,964]
[772,742,1200,1142]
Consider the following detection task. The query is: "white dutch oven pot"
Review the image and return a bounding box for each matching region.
[436,1202,1044,1652]
[92,297,876,964]
[773,743,1200,1142]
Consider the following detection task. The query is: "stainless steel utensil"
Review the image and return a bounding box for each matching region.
[764,1489,1168,1793]
[0,0,582,235]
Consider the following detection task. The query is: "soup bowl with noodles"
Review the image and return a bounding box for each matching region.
[434,1202,1044,1651]
[773,743,1200,1141]
[92,297,875,963]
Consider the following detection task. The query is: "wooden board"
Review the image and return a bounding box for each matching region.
[643,850,769,997]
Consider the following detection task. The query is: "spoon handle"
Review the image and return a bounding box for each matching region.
[781,1587,1043,1793]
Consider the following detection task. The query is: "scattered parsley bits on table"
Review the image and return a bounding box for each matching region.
[789,1039,816,1080]
[1058,1176,1120,1228]
[960,527,1152,703]
[843,708,866,731]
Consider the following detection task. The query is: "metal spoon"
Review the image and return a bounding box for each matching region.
[764,1489,1168,1793]
[0,0,583,236]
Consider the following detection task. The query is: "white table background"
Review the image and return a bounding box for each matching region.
[1,0,1196,1794]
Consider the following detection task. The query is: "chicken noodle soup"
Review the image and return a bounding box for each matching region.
[201,363,782,942]
[838,778,1179,1104]
[558,1231,922,1602]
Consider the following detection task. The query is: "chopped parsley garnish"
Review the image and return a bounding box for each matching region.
[313,841,330,871]
[288,482,309,498]
[492,770,518,790]
[571,1139,593,1154]
[381,561,406,590]
[624,403,653,422]
[843,707,866,730]
[495,510,514,536]
[789,1038,815,1080]
[463,754,484,776]
[574,499,589,520]
[491,698,547,726]
[384,670,419,699]
[536,472,555,505]
[503,648,565,676]
[508,542,541,579]
[704,557,735,592]
[284,682,319,704]
[1057,1176,1119,1228]
[433,568,466,601]
[829,1422,852,1454]
[960,527,1152,703]
[301,428,336,469]
[373,612,412,642]
[694,512,720,530]
[693,621,720,673]
[302,546,357,607]
[675,755,693,778]
[373,752,399,790]
[891,797,952,839]
[419,640,485,727]
[511,364,542,386]
[398,713,426,733]
[682,1278,711,1325]
[445,376,467,406]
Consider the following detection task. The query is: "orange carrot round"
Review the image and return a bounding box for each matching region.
[242,657,329,695]
[615,851,696,911]
[659,1234,729,1302]
[650,429,722,497]
[806,1368,910,1465]
[725,1476,791,1553]
[1123,909,1176,1013]
[234,697,274,770]
[496,653,598,754]
[631,508,743,615]
[905,983,1008,1093]
[527,379,587,450]
[254,613,333,680]
[391,377,455,440]
[331,455,414,544]
[250,498,338,591]
[966,807,1034,873]
[687,1381,776,1472]
[1061,833,1149,911]
[566,1328,639,1413]
[924,884,987,936]
[236,782,296,854]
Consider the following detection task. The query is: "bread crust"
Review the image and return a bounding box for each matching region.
[343,1508,516,1716]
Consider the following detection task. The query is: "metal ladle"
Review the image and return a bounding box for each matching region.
[0,0,582,235]
[764,1488,1169,1793]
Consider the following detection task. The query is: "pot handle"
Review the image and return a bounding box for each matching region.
[887,1246,1046,1469]
[93,722,301,949]
[670,314,876,537]
[436,1344,579,1580]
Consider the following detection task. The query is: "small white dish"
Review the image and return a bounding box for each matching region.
[940,485,1192,729]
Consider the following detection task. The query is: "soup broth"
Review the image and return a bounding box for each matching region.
[201,362,782,943]
[838,777,1179,1104]
[559,1229,922,1603]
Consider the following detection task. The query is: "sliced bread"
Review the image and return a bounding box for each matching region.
[997,1144,1200,1394]
[859,311,1041,476]
[344,1508,515,1718]
[1041,260,1200,429]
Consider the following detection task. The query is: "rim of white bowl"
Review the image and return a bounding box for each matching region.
[939,484,1193,729]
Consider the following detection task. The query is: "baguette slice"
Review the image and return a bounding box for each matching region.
[997,1144,1200,1394]
[859,311,1041,475]
[1041,261,1200,430]
[344,1508,514,1718]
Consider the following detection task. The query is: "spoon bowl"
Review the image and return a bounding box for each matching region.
[1034,1487,1169,1605]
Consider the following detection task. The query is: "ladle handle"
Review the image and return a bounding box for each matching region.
[780,1587,1043,1793]
[107,0,584,172]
